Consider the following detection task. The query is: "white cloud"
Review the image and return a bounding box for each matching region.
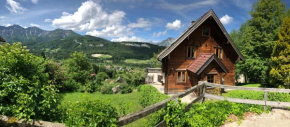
[30,23,39,27]
[166,20,181,30]
[44,18,52,22]
[111,36,146,42]
[86,25,133,38]
[220,14,233,25]
[0,16,6,19]
[52,1,126,31]
[31,0,38,4]
[6,0,27,14]
[153,30,167,38]
[5,24,12,27]
[159,0,217,12]
[128,18,151,28]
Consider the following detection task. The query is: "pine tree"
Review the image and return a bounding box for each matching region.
[270,17,290,88]
[237,0,288,84]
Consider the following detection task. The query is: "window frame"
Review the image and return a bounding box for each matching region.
[207,74,215,83]
[177,71,187,83]
[187,46,196,59]
[202,26,210,37]
[215,48,223,59]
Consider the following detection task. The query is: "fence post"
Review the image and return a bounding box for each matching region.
[264,91,268,111]
[201,84,206,103]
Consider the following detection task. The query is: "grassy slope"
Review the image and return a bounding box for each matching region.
[60,90,151,126]
[124,59,150,64]
[236,83,262,87]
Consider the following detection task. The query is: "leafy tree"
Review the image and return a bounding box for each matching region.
[0,42,60,121]
[270,17,290,88]
[44,59,66,91]
[149,53,161,68]
[237,0,288,84]
[65,51,93,85]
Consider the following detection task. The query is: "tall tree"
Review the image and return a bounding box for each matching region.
[237,0,288,84]
[270,17,290,88]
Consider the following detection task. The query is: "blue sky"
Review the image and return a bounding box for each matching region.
[0,0,290,42]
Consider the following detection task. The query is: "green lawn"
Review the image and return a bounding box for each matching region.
[60,90,151,127]
[124,59,150,64]
[236,83,262,87]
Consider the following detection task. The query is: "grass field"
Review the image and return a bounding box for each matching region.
[60,90,151,126]
[91,54,112,59]
[236,83,262,87]
[124,59,150,64]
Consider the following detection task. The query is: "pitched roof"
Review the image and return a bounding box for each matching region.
[0,36,5,42]
[158,9,244,61]
[187,53,229,75]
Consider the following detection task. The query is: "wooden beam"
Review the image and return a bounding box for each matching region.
[205,93,290,107]
[118,83,204,126]
[203,82,290,93]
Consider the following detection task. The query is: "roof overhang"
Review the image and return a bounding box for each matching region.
[187,54,229,75]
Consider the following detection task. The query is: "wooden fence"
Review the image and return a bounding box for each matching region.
[117,81,290,126]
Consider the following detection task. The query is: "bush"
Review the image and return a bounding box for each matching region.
[117,69,146,87]
[101,83,118,94]
[64,78,80,92]
[119,83,132,94]
[0,43,60,121]
[164,100,266,126]
[59,98,118,126]
[138,85,168,107]
[44,59,66,91]
[96,72,109,85]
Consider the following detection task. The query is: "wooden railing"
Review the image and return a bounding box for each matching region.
[117,81,290,126]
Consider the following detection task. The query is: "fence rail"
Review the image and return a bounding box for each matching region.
[118,81,290,126]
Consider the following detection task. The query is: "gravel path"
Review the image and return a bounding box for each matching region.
[224,108,290,127]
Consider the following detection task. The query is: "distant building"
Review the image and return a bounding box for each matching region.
[0,36,5,42]
[157,10,244,94]
[145,68,161,84]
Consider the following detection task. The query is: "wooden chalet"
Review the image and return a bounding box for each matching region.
[157,9,244,94]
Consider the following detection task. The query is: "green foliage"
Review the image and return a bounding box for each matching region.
[44,59,66,91]
[117,69,146,87]
[59,98,118,127]
[148,53,162,68]
[100,83,118,94]
[234,0,289,84]
[0,42,60,121]
[164,100,265,126]
[225,90,290,102]
[138,85,169,107]
[270,17,290,87]
[96,72,109,85]
[65,51,93,85]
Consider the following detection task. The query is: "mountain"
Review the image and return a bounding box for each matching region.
[157,37,176,47]
[28,35,165,61]
[0,25,79,44]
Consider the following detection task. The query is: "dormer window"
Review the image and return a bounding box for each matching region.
[215,48,222,58]
[187,46,195,58]
[202,26,210,36]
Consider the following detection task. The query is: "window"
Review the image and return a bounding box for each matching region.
[202,26,210,36]
[187,46,195,58]
[215,48,222,58]
[207,74,214,83]
[177,71,186,83]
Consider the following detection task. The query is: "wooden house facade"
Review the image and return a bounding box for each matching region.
[157,10,244,94]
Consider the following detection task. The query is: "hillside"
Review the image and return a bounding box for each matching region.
[28,35,165,61]
[0,25,79,44]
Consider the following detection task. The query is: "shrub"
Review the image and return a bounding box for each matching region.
[0,42,60,121]
[164,100,266,126]
[59,98,118,126]
[96,72,109,85]
[119,83,132,94]
[64,78,80,92]
[138,85,168,107]
[44,59,66,91]
[101,83,118,94]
